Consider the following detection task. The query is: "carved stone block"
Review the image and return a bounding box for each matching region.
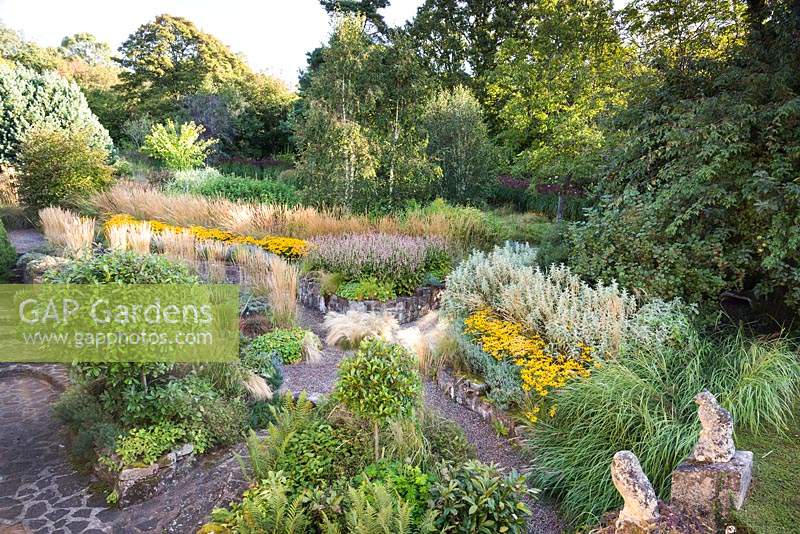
[671,450,753,517]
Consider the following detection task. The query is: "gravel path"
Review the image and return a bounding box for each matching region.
[280,308,565,534]
[7,229,46,255]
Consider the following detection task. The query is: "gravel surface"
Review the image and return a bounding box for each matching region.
[424,382,564,534]
[280,308,565,534]
[7,229,46,255]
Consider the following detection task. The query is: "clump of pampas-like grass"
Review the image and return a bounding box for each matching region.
[302,330,323,365]
[243,371,273,401]
[323,310,399,349]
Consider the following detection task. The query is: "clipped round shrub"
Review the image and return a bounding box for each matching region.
[46,250,197,284]
[335,338,421,459]
[431,460,533,534]
[0,64,112,167]
[0,219,16,280]
[335,338,421,423]
[17,127,113,211]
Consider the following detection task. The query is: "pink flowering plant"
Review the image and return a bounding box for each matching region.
[305,233,451,295]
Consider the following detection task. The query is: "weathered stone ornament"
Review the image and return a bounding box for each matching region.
[689,390,735,463]
[671,390,753,522]
[611,450,660,532]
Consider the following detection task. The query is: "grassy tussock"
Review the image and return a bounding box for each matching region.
[243,371,273,401]
[524,332,800,526]
[105,220,152,254]
[156,228,197,267]
[301,330,323,365]
[39,207,95,257]
[234,247,298,328]
[323,311,399,349]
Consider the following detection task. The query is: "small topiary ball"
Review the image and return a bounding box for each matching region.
[334,337,421,424]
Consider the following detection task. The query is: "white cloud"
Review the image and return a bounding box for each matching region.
[0,0,424,85]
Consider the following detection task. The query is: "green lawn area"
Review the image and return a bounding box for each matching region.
[733,417,800,533]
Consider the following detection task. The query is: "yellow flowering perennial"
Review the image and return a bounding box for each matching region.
[464,309,593,423]
[105,214,308,259]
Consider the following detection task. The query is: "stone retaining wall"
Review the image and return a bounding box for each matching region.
[299,277,442,324]
[435,368,520,437]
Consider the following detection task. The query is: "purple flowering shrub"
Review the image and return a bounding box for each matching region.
[306,233,451,295]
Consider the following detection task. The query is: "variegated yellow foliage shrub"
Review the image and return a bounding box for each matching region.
[464,309,592,423]
[105,214,308,259]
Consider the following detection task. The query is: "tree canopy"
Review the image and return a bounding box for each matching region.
[116,14,251,117]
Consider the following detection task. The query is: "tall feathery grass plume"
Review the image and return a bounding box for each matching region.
[39,207,95,257]
[234,246,298,328]
[156,227,198,270]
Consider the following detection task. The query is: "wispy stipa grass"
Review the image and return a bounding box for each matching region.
[39,207,95,257]
[234,246,298,328]
[524,331,800,526]
[323,310,399,349]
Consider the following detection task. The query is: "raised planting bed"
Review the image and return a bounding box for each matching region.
[299,276,443,324]
[96,443,197,506]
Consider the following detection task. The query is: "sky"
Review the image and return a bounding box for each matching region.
[0,0,425,86]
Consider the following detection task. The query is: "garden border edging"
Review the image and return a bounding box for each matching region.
[299,277,442,324]
[434,367,520,438]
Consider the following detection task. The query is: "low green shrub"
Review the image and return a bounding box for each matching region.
[431,460,533,534]
[245,395,371,488]
[114,422,186,467]
[335,338,422,459]
[52,386,121,466]
[247,328,307,364]
[197,175,298,205]
[17,127,113,212]
[141,120,216,171]
[45,251,197,284]
[167,169,299,205]
[525,332,800,525]
[0,219,16,280]
[336,277,397,302]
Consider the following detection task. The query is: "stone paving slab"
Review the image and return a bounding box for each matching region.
[0,364,248,533]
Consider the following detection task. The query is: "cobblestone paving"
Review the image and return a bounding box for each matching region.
[0,365,249,533]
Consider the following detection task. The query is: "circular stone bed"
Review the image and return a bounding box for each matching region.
[299,277,443,324]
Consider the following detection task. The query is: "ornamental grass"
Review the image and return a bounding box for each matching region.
[323,310,399,349]
[39,207,95,258]
[156,228,198,268]
[105,214,307,259]
[93,182,497,253]
[524,331,800,526]
[233,246,298,328]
